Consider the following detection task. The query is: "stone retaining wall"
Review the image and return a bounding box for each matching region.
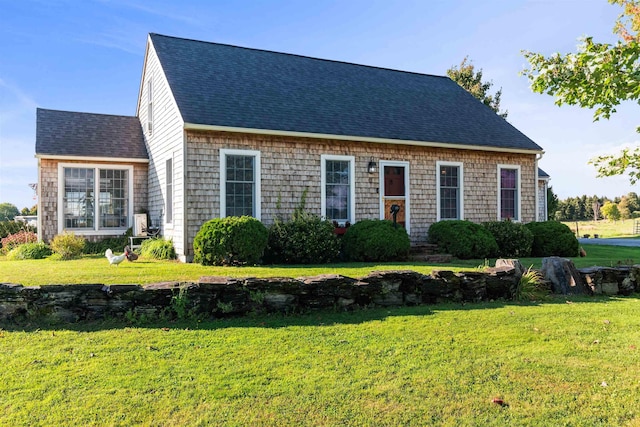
[1,264,637,324]
[1,268,517,323]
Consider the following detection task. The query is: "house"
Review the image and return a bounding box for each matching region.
[36,33,546,262]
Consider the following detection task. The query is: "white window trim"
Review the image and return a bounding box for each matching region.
[320,154,355,225]
[220,149,261,220]
[497,164,521,222]
[378,160,410,233]
[57,162,134,236]
[436,161,464,221]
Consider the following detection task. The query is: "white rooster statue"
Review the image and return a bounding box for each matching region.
[105,248,127,266]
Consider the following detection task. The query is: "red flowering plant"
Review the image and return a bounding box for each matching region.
[1,230,37,254]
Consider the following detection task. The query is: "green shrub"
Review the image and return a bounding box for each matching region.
[524,221,579,257]
[193,216,268,266]
[342,219,410,262]
[7,242,52,260]
[483,220,533,258]
[140,238,176,260]
[264,213,340,264]
[83,230,131,254]
[1,230,37,254]
[427,220,498,260]
[50,232,86,260]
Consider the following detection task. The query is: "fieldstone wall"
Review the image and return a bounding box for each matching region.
[0,268,518,323]
[1,263,637,324]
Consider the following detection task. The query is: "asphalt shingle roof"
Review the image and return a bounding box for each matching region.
[150,33,543,152]
[36,109,147,159]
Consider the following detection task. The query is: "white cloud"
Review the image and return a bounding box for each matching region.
[0,77,38,126]
[585,140,640,158]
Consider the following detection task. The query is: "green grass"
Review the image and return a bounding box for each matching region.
[563,219,640,238]
[2,298,640,426]
[0,244,637,286]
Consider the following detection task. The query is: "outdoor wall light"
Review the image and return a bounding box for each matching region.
[367,158,377,174]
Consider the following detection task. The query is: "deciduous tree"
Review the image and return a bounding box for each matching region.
[522,0,640,183]
[601,200,622,220]
[0,203,19,221]
[447,57,508,118]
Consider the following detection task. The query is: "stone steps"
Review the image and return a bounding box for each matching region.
[409,243,452,263]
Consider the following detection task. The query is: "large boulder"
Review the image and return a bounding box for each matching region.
[541,257,590,295]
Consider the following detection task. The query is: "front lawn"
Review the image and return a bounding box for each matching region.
[0,243,636,286]
[2,298,640,426]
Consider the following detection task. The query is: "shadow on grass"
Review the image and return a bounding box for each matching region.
[1,294,635,333]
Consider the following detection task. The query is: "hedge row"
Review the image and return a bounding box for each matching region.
[193,217,579,266]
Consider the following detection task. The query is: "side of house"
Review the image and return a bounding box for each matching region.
[179,130,538,259]
[136,37,187,257]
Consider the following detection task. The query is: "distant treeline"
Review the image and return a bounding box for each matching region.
[551,189,640,221]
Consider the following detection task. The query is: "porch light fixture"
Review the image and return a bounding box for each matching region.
[367,158,377,174]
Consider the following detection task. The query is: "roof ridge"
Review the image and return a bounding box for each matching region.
[37,107,137,120]
[149,33,450,81]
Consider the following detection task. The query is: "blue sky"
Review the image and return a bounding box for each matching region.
[0,0,638,210]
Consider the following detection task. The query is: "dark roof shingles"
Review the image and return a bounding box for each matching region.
[36,109,147,159]
[151,33,542,152]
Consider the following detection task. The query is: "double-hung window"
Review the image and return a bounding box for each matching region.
[59,164,133,234]
[436,161,463,221]
[498,165,521,221]
[321,155,355,224]
[220,149,261,219]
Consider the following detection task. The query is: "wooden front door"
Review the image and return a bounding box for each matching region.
[379,161,410,232]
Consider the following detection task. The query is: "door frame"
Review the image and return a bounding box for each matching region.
[378,160,410,233]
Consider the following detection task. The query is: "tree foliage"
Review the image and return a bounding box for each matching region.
[447,56,508,118]
[522,0,640,183]
[552,192,640,220]
[20,205,37,216]
[589,146,640,184]
[601,201,622,220]
[547,186,560,219]
[0,203,20,221]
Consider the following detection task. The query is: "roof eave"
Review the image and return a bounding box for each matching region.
[183,122,544,155]
[35,154,149,163]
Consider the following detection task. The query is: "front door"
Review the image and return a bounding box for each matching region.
[379,161,410,232]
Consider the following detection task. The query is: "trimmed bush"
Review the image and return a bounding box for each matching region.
[1,230,37,254]
[140,238,176,260]
[6,242,52,260]
[342,219,410,262]
[193,216,268,266]
[265,213,340,264]
[524,221,579,257]
[50,232,86,260]
[428,220,498,260]
[483,220,533,258]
